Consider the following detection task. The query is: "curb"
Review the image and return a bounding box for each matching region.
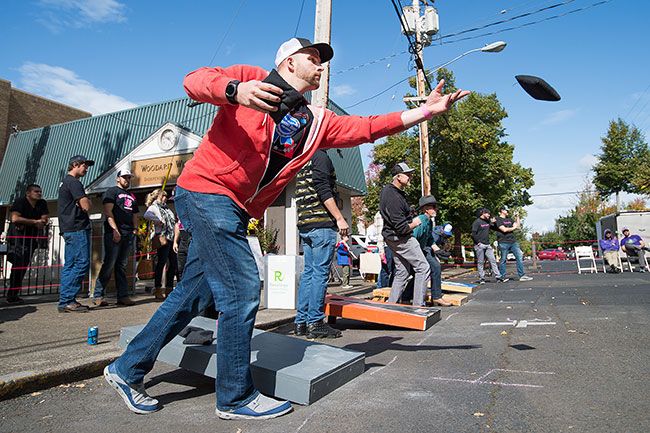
[0,356,119,402]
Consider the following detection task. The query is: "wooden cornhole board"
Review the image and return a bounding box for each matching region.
[371,288,468,307]
[118,316,365,405]
[441,280,477,294]
[324,294,440,331]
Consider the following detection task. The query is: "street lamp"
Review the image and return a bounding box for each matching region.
[407,41,507,196]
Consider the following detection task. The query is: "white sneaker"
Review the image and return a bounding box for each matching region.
[216,392,292,420]
[519,275,533,281]
[104,363,159,414]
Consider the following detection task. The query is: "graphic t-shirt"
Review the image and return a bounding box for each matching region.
[102,186,139,233]
[495,216,516,243]
[258,105,313,190]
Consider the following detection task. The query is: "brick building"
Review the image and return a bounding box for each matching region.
[0,78,91,162]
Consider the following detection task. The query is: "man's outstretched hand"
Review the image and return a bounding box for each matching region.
[423,79,470,116]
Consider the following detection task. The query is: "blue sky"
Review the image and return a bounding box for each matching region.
[1,0,647,232]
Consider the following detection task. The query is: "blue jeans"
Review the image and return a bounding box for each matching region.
[379,245,395,288]
[296,228,337,324]
[94,232,134,299]
[59,230,91,308]
[498,242,525,277]
[424,249,442,300]
[113,188,261,411]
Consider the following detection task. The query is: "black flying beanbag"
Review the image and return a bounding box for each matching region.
[515,75,561,101]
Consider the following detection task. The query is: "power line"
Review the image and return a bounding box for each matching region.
[332,0,612,78]
[208,0,248,65]
[293,0,307,37]
[435,0,577,42]
[441,0,613,45]
[623,83,650,120]
[530,190,594,197]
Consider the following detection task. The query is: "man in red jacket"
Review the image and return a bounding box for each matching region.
[105,37,469,420]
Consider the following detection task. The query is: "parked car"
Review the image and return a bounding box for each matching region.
[537,249,568,260]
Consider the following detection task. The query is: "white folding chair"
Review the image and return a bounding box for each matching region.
[575,246,598,274]
[617,250,633,272]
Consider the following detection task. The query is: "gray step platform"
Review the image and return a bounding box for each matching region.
[118,316,365,405]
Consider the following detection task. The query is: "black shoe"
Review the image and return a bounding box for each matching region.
[496,277,510,283]
[306,321,342,339]
[6,296,24,304]
[478,279,486,285]
[294,322,306,336]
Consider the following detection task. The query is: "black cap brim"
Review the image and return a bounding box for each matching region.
[305,42,334,64]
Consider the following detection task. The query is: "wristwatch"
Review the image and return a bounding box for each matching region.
[225,80,240,104]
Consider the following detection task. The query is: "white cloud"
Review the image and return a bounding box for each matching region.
[331,84,357,98]
[539,109,578,126]
[18,62,137,115]
[38,0,126,30]
[578,153,598,170]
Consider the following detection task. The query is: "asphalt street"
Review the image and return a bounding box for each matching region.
[1,261,648,433]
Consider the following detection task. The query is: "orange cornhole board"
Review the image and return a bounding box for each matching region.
[324,295,440,331]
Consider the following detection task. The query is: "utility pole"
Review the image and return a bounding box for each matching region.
[312,0,332,108]
[401,0,438,196]
[412,0,431,196]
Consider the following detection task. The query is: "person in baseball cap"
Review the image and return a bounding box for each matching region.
[107,29,470,420]
[392,162,416,176]
[68,154,95,168]
[274,37,334,67]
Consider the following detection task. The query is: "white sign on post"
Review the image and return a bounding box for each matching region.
[264,255,298,309]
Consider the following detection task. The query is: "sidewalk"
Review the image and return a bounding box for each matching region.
[0,267,471,400]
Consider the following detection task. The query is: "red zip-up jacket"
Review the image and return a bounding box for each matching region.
[177,65,405,219]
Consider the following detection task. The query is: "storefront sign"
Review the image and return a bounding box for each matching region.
[130,153,193,188]
[264,255,299,309]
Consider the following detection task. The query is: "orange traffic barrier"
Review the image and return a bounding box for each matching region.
[324,294,440,331]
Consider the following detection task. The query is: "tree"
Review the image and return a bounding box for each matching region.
[593,118,649,207]
[364,69,534,257]
[624,197,649,211]
[555,183,616,243]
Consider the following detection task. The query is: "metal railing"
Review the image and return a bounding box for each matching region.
[1,220,155,299]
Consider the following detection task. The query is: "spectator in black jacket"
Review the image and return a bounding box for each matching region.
[471,208,508,284]
[294,149,346,339]
[379,162,430,306]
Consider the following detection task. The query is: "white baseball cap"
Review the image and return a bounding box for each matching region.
[274,37,334,67]
[117,168,132,178]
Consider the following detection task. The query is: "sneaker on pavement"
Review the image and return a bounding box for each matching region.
[58,302,89,313]
[478,279,486,285]
[519,275,533,281]
[306,321,342,339]
[104,363,159,414]
[216,392,292,420]
[294,322,306,336]
[341,284,354,289]
[117,297,135,306]
[496,277,510,283]
[91,297,108,307]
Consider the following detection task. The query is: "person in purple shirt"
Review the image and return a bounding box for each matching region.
[599,229,621,273]
[620,227,649,272]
